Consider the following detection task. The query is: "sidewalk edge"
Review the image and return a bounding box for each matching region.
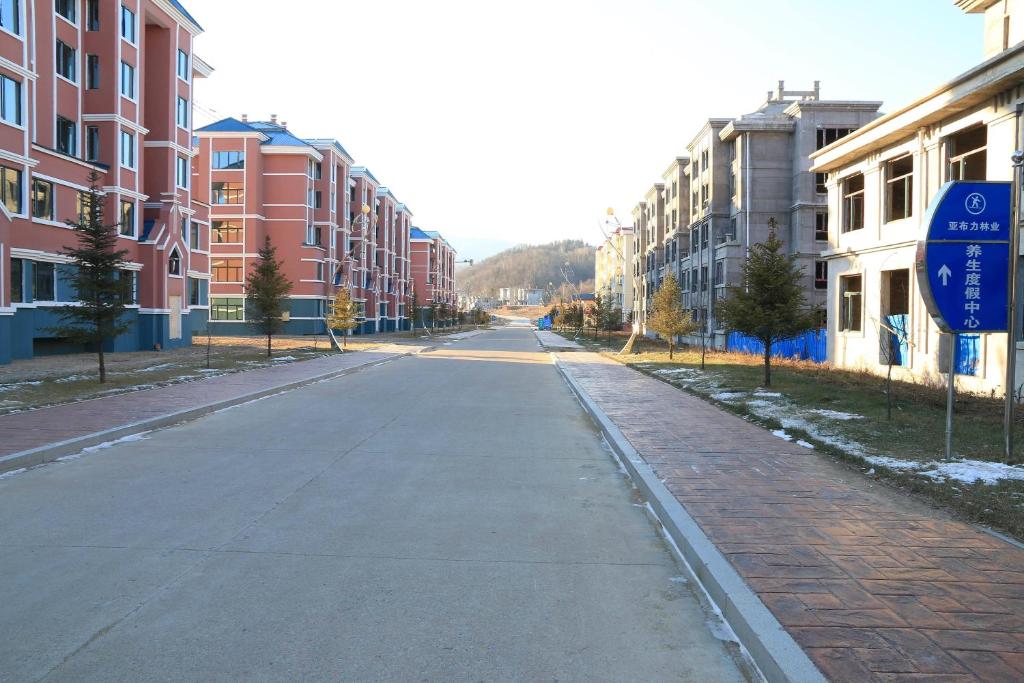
[0,352,405,474]
[554,356,826,683]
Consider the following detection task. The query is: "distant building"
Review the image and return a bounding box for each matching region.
[410,227,457,323]
[595,225,634,323]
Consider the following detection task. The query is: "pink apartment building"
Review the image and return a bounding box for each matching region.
[196,122,413,335]
[0,0,210,364]
[410,226,457,326]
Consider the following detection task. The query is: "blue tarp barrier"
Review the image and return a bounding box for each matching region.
[956,334,980,376]
[726,329,827,363]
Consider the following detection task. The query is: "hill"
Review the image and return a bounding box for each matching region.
[457,240,596,297]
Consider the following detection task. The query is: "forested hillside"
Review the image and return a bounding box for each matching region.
[457,240,596,296]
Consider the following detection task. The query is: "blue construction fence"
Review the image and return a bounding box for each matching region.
[726,329,827,363]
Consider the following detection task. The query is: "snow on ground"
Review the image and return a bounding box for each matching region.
[772,429,793,441]
[797,440,815,449]
[0,381,42,391]
[55,374,93,383]
[0,467,26,480]
[80,432,150,454]
[712,391,747,401]
[810,408,864,421]
[271,356,298,362]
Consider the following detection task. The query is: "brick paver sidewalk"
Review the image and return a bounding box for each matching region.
[0,349,404,459]
[559,352,1024,683]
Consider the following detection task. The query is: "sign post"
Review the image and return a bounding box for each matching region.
[917,181,1012,459]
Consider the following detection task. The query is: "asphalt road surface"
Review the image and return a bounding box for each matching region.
[0,325,749,682]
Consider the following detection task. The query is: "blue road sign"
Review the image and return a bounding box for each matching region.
[917,181,1012,334]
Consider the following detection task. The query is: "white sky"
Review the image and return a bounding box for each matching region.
[192,0,982,260]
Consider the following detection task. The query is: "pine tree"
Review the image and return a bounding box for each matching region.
[326,286,359,349]
[409,290,420,334]
[49,170,131,383]
[246,235,293,357]
[715,221,820,386]
[647,273,695,360]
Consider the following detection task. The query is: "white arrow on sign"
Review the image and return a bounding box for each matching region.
[937,264,952,286]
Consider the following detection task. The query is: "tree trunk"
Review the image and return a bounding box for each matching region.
[669,341,674,360]
[763,341,772,387]
[98,346,106,384]
[886,362,894,421]
[343,333,347,349]
[267,334,272,358]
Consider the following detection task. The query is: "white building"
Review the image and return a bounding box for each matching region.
[810,0,1024,394]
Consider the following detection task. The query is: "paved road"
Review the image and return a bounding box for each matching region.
[0,326,748,682]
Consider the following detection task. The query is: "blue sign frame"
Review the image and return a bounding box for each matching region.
[916,181,1012,334]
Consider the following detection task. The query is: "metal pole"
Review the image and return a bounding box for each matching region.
[1007,143,1023,460]
[947,333,957,460]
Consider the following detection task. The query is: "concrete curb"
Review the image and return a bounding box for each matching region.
[0,351,408,475]
[553,356,826,683]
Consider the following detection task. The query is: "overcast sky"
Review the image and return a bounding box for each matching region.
[192,0,982,260]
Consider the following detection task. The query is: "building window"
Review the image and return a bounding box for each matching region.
[1,164,21,214]
[188,277,200,306]
[34,261,55,301]
[86,0,99,30]
[120,130,134,167]
[315,262,324,281]
[177,49,189,80]
[212,258,243,282]
[86,55,100,89]
[120,61,135,99]
[10,257,22,302]
[714,260,724,286]
[120,270,137,305]
[814,261,828,290]
[86,125,99,162]
[190,221,200,249]
[815,172,827,195]
[176,96,188,128]
[168,249,181,276]
[211,182,243,204]
[31,178,53,220]
[119,200,134,236]
[885,155,913,222]
[120,5,135,42]
[815,212,828,241]
[56,116,76,155]
[212,151,244,169]
[307,189,314,207]
[212,220,242,243]
[841,173,864,233]
[948,126,987,181]
[1,0,19,34]
[314,191,322,209]
[305,224,315,244]
[56,41,76,81]
[210,297,243,321]
[840,274,863,332]
[816,128,855,150]
[55,0,75,22]
[76,191,90,223]
[176,156,188,188]
[0,74,21,125]
[313,162,322,179]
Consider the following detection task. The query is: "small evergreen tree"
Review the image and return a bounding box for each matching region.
[326,287,359,349]
[715,221,819,386]
[590,293,606,337]
[49,170,131,383]
[409,290,420,334]
[246,235,293,357]
[647,273,695,360]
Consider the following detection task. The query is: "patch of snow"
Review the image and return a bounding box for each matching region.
[197,369,221,373]
[921,460,1024,485]
[81,432,150,453]
[746,399,775,409]
[0,380,42,392]
[862,455,924,471]
[772,429,793,441]
[55,374,93,383]
[810,408,864,421]
[136,362,178,373]
[669,576,688,584]
[866,468,876,475]
[796,440,815,449]
[271,355,298,362]
[712,391,747,402]
[0,467,27,479]
[706,616,740,644]
[753,391,782,398]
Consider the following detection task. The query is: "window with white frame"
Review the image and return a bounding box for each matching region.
[120,130,134,168]
[86,125,99,162]
[56,41,76,81]
[56,116,76,155]
[120,5,135,42]
[0,165,21,214]
[55,0,75,23]
[119,200,134,236]
[168,248,182,276]
[885,155,913,222]
[176,96,188,128]
[120,61,135,99]
[841,173,864,233]
[176,156,188,188]
[815,211,828,241]
[840,274,863,332]
[0,74,20,125]
[86,54,100,90]
[814,261,828,290]
[212,151,244,169]
[31,178,53,220]
[1,0,19,34]
[948,126,987,181]
[177,49,189,80]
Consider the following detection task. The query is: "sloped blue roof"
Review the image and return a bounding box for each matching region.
[350,166,380,185]
[196,117,255,133]
[306,138,354,162]
[410,227,432,240]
